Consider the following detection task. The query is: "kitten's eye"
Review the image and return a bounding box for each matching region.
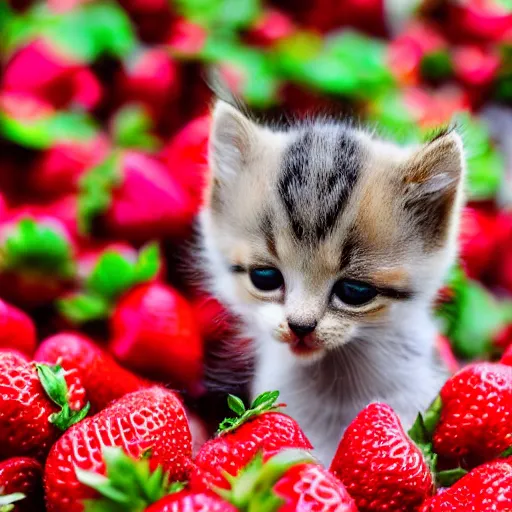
[250,267,284,292]
[333,279,378,306]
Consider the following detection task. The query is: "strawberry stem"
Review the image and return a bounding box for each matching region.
[217,391,282,435]
[435,467,468,488]
[35,363,90,431]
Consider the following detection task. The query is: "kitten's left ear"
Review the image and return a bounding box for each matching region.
[402,130,465,200]
[400,130,465,245]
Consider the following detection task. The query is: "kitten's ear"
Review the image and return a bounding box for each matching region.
[209,100,261,186]
[402,130,464,199]
[400,130,465,246]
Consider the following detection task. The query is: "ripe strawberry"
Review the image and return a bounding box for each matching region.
[145,491,237,512]
[44,387,192,512]
[330,402,434,512]
[190,293,238,343]
[501,344,512,366]
[0,457,43,512]
[0,350,89,461]
[0,299,36,356]
[78,151,196,243]
[431,362,512,466]
[109,282,203,390]
[35,332,149,412]
[420,459,512,511]
[0,216,76,308]
[190,391,313,492]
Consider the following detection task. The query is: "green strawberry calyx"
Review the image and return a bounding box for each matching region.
[0,217,75,278]
[58,242,161,325]
[35,363,90,431]
[408,397,467,488]
[217,391,283,435]
[76,446,184,512]
[78,151,122,235]
[0,491,25,512]
[216,449,316,512]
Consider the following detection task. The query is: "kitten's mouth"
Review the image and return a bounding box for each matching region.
[288,335,323,357]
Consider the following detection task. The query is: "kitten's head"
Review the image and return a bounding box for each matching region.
[200,100,465,362]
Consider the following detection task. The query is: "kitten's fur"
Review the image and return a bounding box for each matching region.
[199,100,465,465]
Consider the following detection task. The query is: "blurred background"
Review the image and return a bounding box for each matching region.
[0,0,512,417]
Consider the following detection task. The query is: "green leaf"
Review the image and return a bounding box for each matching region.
[423,396,443,435]
[0,493,25,512]
[227,395,246,416]
[420,51,453,81]
[35,363,90,431]
[217,391,281,435]
[436,467,468,488]
[0,109,98,149]
[78,152,122,235]
[87,252,136,301]
[58,293,111,325]
[500,445,512,458]
[133,244,160,284]
[407,413,437,475]
[111,105,160,152]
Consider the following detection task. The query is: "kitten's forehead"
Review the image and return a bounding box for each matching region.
[277,123,364,244]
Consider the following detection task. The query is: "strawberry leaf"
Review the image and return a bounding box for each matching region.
[407,413,438,476]
[58,293,111,325]
[0,493,25,512]
[436,467,468,488]
[2,218,75,278]
[217,391,281,435]
[500,445,512,458]
[78,447,179,512]
[227,395,246,416]
[35,363,90,431]
[111,105,160,152]
[133,243,160,284]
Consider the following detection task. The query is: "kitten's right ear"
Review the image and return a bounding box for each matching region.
[209,100,260,188]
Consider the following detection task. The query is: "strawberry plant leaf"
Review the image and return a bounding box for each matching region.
[500,445,512,458]
[0,492,25,512]
[227,394,246,416]
[58,293,111,325]
[133,243,160,283]
[436,467,467,488]
[36,363,90,430]
[251,390,279,410]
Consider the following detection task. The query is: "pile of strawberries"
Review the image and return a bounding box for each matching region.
[1,0,512,510]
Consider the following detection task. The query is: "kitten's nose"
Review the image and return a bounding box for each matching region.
[288,320,317,337]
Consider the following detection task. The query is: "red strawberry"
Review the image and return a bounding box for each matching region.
[245,8,296,47]
[501,344,512,366]
[0,457,43,512]
[190,391,313,492]
[160,114,210,212]
[190,293,238,343]
[494,324,512,353]
[78,151,196,242]
[330,402,434,512]
[420,459,512,511]
[3,39,102,110]
[146,491,237,512]
[109,282,203,390]
[0,216,76,308]
[431,362,512,466]
[0,299,36,356]
[35,332,149,412]
[166,18,209,58]
[44,387,192,512]
[0,350,89,461]
[28,136,110,198]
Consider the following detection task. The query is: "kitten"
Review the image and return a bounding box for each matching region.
[198,99,465,466]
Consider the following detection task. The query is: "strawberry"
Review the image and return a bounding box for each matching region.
[78,151,196,243]
[145,490,237,512]
[430,362,512,466]
[501,344,512,366]
[58,243,163,326]
[28,136,110,198]
[190,391,313,492]
[190,293,238,343]
[0,299,36,356]
[34,332,149,412]
[330,402,434,512]
[0,216,76,308]
[420,459,512,511]
[0,350,89,461]
[109,282,203,390]
[0,457,43,512]
[160,114,210,213]
[44,387,192,512]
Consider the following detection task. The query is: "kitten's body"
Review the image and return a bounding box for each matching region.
[199,101,464,465]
